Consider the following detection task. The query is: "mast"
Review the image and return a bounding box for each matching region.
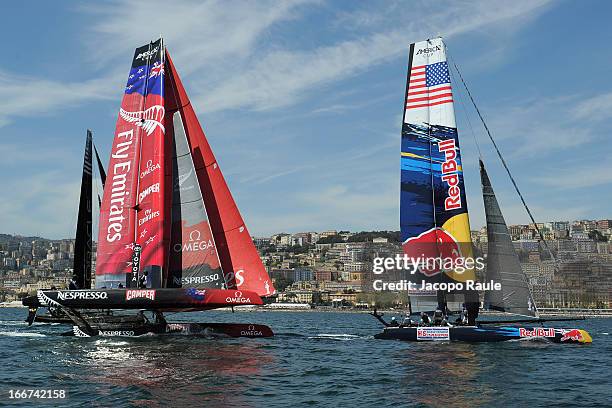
[74,130,93,289]
[480,159,538,317]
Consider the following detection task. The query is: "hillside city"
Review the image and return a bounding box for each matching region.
[1,219,610,309]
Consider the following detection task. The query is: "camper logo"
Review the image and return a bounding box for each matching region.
[126,289,156,301]
[119,105,165,136]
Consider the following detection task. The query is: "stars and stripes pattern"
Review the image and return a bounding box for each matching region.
[406,61,453,110]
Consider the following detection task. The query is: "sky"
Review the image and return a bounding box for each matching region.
[0,0,611,239]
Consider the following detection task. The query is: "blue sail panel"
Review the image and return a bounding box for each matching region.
[400,38,474,283]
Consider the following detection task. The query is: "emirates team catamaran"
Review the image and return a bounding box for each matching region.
[372,37,592,344]
[22,38,275,338]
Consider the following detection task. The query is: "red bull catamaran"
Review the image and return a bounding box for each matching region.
[22,38,275,338]
[372,37,591,344]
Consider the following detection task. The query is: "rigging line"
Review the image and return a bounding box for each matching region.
[448,54,555,262]
[448,59,483,159]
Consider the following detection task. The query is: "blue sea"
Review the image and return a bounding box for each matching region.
[0,308,610,407]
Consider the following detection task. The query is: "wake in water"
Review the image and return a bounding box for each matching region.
[308,333,372,341]
[0,331,46,337]
[0,320,27,326]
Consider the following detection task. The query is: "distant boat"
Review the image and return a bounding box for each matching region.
[23,38,274,338]
[32,130,107,324]
[372,37,591,344]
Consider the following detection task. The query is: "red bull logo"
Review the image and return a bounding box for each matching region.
[402,227,462,276]
[560,329,584,342]
[519,328,556,338]
[438,139,462,210]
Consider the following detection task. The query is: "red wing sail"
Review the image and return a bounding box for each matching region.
[164,52,275,297]
[133,42,166,288]
[96,41,165,288]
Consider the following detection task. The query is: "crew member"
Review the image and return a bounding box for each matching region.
[420,312,431,326]
[69,275,79,290]
[401,316,414,327]
[464,292,480,326]
[433,309,444,326]
[460,304,468,325]
[389,317,399,327]
[139,271,148,288]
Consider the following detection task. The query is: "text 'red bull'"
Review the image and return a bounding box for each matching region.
[438,139,461,210]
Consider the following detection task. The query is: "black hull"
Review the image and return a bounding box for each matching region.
[66,322,274,338]
[374,326,592,344]
[23,288,263,310]
[36,315,73,324]
[34,309,114,324]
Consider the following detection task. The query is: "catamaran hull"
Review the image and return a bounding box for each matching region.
[374,326,592,344]
[66,322,274,338]
[23,288,263,311]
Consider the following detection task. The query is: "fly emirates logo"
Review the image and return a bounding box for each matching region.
[106,129,134,243]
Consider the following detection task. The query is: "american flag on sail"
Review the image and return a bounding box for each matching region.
[406,61,453,110]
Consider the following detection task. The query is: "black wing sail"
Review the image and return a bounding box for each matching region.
[480,159,537,317]
[74,130,94,289]
[93,142,107,188]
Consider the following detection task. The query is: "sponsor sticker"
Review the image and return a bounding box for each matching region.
[99,330,135,336]
[56,291,108,301]
[241,324,263,337]
[416,327,450,341]
[560,329,584,342]
[519,328,556,338]
[186,288,206,301]
[225,290,251,304]
[125,289,156,301]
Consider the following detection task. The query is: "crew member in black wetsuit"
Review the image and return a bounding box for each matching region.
[139,272,148,288]
[389,317,399,327]
[69,276,79,290]
[464,291,480,326]
[420,312,431,326]
[433,309,444,326]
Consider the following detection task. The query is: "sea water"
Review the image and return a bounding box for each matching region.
[0,308,610,407]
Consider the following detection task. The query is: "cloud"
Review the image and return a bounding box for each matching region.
[0,71,116,127]
[534,162,612,190]
[572,91,612,122]
[0,0,552,127]
[198,0,554,112]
